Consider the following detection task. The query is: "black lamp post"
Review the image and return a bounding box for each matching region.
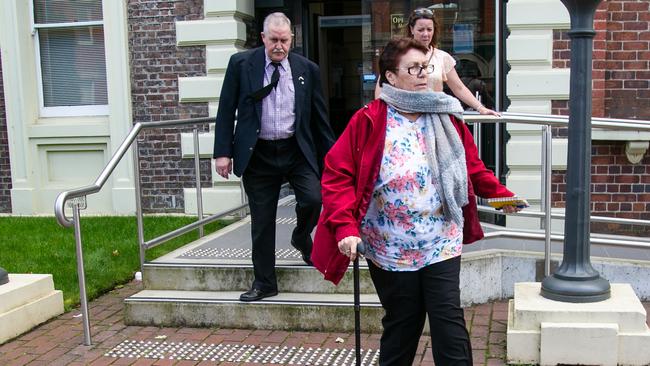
[540,0,610,302]
[0,267,8,285]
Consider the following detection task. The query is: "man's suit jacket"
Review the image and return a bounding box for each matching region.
[213,47,335,177]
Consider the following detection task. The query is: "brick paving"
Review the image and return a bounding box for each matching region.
[1,281,649,366]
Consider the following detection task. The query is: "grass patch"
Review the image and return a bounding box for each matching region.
[0,215,234,310]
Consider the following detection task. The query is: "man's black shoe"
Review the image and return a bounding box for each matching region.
[239,288,278,302]
[291,239,313,266]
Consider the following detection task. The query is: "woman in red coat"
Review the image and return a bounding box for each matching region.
[312,38,523,366]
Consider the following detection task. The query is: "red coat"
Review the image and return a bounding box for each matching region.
[311,99,514,285]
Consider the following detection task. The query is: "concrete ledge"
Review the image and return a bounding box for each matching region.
[619,331,650,365]
[541,322,618,366]
[0,274,64,344]
[206,45,245,72]
[508,283,650,365]
[513,283,647,332]
[204,0,253,18]
[125,291,383,333]
[507,300,540,365]
[176,19,246,46]
[0,274,56,313]
[460,249,650,303]
[180,132,214,159]
[143,264,376,294]
[178,76,223,103]
[183,186,243,215]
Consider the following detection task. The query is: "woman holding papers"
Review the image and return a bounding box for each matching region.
[313,38,524,365]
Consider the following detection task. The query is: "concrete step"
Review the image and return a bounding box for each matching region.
[143,262,377,294]
[0,274,59,314]
[0,274,64,344]
[124,290,384,333]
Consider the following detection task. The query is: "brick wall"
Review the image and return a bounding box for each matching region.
[552,1,650,119]
[550,2,650,235]
[128,0,210,212]
[551,142,650,236]
[0,53,12,213]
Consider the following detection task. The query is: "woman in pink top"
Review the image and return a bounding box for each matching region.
[375,8,500,117]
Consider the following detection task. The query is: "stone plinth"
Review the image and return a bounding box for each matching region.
[507,282,650,366]
[0,274,64,344]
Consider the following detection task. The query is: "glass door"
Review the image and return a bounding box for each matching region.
[360,0,497,111]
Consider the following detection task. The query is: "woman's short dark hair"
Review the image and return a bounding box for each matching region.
[404,7,440,49]
[378,38,429,87]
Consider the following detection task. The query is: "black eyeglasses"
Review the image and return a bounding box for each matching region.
[395,64,435,76]
[413,8,434,17]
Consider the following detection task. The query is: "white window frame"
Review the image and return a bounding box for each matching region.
[30,1,109,117]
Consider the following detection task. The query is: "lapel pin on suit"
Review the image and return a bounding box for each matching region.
[299,76,305,85]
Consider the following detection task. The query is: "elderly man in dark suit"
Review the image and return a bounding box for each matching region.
[213,12,335,302]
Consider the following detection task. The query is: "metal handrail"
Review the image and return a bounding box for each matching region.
[53,116,229,346]
[54,117,214,228]
[143,202,248,249]
[54,111,650,346]
[465,112,650,131]
[482,230,650,249]
[478,205,650,227]
[466,111,650,275]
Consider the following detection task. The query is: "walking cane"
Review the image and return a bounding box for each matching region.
[354,242,367,366]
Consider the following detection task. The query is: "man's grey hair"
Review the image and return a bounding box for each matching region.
[263,12,292,33]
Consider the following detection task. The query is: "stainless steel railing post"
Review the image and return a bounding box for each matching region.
[541,125,553,276]
[72,201,92,346]
[133,139,146,272]
[193,129,204,238]
[239,178,248,219]
[475,122,482,160]
[495,122,501,181]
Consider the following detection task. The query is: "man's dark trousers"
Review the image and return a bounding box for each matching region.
[242,137,321,293]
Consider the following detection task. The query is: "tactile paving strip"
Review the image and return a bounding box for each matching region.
[105,340,380,365]
[179,247,302,259]
[277,217,298,224]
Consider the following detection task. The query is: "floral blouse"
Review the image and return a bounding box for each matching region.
[360,106,463,271]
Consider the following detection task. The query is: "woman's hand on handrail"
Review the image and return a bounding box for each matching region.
[476,105,501,117]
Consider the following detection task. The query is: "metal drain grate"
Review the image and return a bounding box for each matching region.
[179,247,302,260]
[105,340,379,365]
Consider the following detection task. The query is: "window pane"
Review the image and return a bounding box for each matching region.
[39,26,108,107]
[34,0,103,24]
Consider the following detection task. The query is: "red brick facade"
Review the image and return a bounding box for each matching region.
[551,142,650,235]
[551,1,650,234]
[0,53,11,213]
[128,0,210,212]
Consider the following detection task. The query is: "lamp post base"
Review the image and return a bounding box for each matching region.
[0,267,8,285]
[541,274,610,303]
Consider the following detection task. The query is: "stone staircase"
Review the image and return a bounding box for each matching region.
[124,261,384,332]
[124,201,385,332]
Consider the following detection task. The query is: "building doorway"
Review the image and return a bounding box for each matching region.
[252,2,506,179]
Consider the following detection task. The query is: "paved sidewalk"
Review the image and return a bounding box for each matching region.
[1,281,649,366]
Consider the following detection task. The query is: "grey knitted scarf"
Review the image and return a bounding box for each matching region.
[379,84,468,227]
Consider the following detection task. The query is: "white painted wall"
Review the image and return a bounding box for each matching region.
[0,0,135,215]
[506,0,570,229]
